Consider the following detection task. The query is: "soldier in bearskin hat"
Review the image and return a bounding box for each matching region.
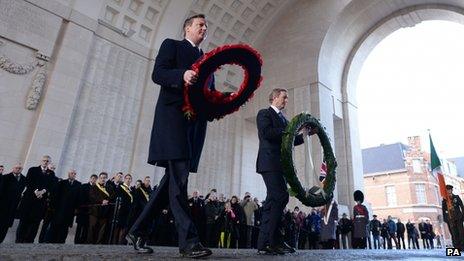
[352,190,369,249]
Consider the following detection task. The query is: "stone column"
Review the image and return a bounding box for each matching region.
[24,22,94,176]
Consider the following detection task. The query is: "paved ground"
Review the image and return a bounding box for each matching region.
[0,244,457,261]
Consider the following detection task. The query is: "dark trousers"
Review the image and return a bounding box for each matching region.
[257,172,289,249]
[206,223,219,248]
[129,160,199,251]
[341,233,350,249]
[74,219,89,244]
[428,236,434,249]
[372,234,380,249]
[15,218,41,243]
[298,230,307,249]
[251,225,260,249]
[87,215,108,244]
[74,220,89,244]
[308,232,320,249]
[421,237,430,249]
[448,219,464,250]
[47,223,69,243]
[0,222,10,243]
[387,233,397,249]
[397,234,405,249]
[38,215,52,243]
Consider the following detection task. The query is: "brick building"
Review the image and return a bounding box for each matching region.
[362,136,464,246]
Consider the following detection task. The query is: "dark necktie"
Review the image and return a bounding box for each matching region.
[278,111,287,124]
[15,174,20,182]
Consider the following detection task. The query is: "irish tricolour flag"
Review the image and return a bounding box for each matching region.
[429,134,447,198]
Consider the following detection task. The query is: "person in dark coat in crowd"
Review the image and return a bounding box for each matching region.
[305,208,321,249]
[0,164,26,243]
[113,174,134,244]
[229,196,245,249]
[282,208,296,248]
[220,201,239,249]
[204,192,222,248]
[380,219,389,249]
[16,155,57,243]
[87,172,113,244]
[142,176,152,193]
[442,184,464,250]
[396,218,406,249]
[128,178,150,230]
[426,220,434,249]
[38,163,60,243]
[338,213,353,249]
[153,209,177,246]
[406,219,417,249]
[418,219,430,249]
[251,198,262,249]
[46,169,81,243]
[74,174,97,244]
[352,190,369,249]
[386,215,397,249]
[188,190,206,245]
[127,14,213,258]
[293,207,306,250]
[369,215,381,249]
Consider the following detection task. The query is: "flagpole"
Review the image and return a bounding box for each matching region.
[429,130,454,247]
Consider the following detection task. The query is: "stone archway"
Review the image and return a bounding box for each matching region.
[317,0,464,210]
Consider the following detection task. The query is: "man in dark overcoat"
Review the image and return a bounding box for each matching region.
[127,14,213,258]
[0,164,26,243]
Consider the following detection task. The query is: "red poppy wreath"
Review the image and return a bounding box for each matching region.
[182,44,263,121]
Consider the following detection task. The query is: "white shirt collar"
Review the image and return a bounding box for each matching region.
[270,105,280,114]
[185,38,198,48]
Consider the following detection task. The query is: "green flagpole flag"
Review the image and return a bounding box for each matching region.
[430,133,441,172]
[429,133,447,198]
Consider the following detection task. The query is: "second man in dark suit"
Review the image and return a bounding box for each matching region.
[256,88,314,254]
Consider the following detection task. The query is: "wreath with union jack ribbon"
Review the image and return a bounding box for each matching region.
[281,112,337,207]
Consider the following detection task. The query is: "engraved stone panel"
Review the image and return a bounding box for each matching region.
[61,37,148,178]
[0,0,62,57]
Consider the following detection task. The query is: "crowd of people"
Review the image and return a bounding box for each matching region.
[0,157,454,251]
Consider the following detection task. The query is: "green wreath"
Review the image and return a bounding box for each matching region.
[281,112,337,207]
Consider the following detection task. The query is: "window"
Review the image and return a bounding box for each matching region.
[386,185,397,207]
[434,186,440,205]
[415,184,426,204]
[412,159,422,173]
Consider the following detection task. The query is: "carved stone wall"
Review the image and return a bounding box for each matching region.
[61,36,149,180]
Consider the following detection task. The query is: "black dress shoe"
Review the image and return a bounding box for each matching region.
[258,245,285,255]
[126,233,153,254]
[257,245,277,255]
[279,242,296,253]
[180,242,212,258]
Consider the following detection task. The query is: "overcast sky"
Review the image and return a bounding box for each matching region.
[357,20,464,159]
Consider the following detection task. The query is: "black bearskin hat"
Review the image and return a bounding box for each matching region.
[353,190,364,203]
